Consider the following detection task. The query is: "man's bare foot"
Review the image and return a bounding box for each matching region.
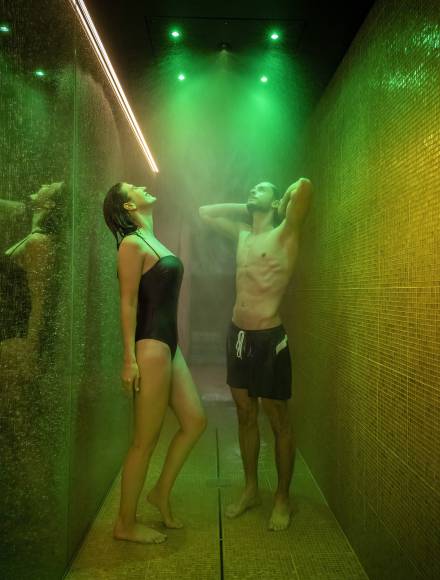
[113,519,167,544]
[147,487,184,529]
[268,498,292,531]
[225,489,261,519]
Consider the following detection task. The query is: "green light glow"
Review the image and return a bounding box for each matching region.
[270,32,280,41]
[34,69,46,78]
[171,30,181,39]
[0,24,11,33]
[260,75,269,83]
[178,73,186,81]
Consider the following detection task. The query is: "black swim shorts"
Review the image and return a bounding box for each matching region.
[226,322,292,400]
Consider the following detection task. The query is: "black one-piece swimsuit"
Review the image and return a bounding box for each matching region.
[132,231,184,359]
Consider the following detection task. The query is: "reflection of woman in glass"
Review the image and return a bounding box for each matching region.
[103,183,207,545]
[0,182,65,380]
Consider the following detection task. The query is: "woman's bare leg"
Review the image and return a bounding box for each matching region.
[148,347,207,528]
[114,340,171,544]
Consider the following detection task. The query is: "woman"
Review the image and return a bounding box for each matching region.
[0,181,66,560]
[103,182,207,545]
[0,181,65,379]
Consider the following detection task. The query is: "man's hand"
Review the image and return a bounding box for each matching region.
[277,187,294,221]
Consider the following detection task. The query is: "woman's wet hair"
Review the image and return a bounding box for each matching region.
[103,182,137,249]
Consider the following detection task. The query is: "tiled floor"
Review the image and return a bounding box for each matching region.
[66,366,368,580]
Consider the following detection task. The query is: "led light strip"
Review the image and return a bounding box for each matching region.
[69,0,159,173]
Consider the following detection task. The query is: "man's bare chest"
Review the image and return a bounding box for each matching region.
[236,231,289,272]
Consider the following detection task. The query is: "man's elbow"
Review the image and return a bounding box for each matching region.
[299,177,313,192]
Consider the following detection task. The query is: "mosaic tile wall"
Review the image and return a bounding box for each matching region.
[0,1,151,578]
[287,1,440,579]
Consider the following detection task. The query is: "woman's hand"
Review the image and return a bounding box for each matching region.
[121,361,140,395]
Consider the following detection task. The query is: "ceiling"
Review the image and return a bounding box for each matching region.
[85,0,377,112]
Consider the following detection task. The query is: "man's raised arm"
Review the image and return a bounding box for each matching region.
[198,203,250,240]
[278,178,313,234]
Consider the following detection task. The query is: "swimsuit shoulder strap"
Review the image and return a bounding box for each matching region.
[134,231,161,259]
[5,234,32,257]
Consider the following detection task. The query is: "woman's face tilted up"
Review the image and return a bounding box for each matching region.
[121,183,157,213]
[29,181,64,211]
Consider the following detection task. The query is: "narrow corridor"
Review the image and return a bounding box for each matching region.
[66,367,368,580]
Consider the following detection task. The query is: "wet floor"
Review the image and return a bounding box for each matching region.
[66,366,368,580]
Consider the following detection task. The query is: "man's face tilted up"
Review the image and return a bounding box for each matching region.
[246,182,279,217]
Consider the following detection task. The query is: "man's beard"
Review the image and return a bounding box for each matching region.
[246,202,276,226]
[246,201,257,214]
[247,202,271,216]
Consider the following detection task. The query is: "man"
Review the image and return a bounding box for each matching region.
[199,178,312,531]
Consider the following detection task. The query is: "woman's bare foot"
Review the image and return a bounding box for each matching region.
[225,488,261,519]
[147,487,184,529]
[113,519,167,544]
[268,497,292,531]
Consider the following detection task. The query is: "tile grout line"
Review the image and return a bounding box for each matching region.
[300,330,438,390]
[216,427,225,580]
[296,451,369,579]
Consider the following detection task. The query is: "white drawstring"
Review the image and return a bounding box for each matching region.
[275,335,288,355]
[236,330,245,359]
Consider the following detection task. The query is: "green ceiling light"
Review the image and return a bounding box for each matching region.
[178,73,186,81]
[0,23,11,33]
[34,69,46,78]
[270,31,280,41]
[170,29,181,39]
[260,75,269,83]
